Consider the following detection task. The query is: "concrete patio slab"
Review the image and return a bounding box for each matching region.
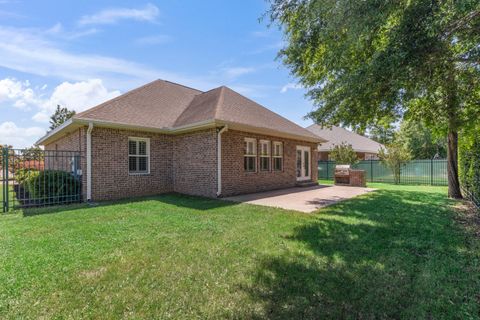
[223,184,375,213]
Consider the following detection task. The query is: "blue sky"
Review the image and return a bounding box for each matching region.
[0,0,316,147]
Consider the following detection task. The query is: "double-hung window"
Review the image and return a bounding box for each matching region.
[259,140,271,171]
[273,141,283,171]
[244,138,257,172]
[128,137,150,174]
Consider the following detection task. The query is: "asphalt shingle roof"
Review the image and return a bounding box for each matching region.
[307,124,384,153]
[74,79,320,141]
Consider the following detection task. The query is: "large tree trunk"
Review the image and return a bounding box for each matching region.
[445,64,463,199]
[447,130,462,198]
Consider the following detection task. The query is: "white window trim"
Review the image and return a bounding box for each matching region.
[244,138,257,172]
[273,141,283,171]
[128,137,150,175]
[259,140,271,171]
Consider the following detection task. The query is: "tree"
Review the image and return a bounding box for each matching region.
[396,120,447,159]
[22,146,44,161]
[267,0,479,198]
[379,145,411,184]
[49,105,76,130]
[368,123,396,146]
[329,142,359,165]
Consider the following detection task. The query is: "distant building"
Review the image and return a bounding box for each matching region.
[307,125,385,160]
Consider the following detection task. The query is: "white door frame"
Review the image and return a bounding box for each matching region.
[296,146,311,181]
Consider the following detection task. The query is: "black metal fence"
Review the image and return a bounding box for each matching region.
[318,159,448,186]
[1,147,83,212]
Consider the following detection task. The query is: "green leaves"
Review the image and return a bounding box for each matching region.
[329,141,359,165]
[267,0,480,130]
[49,105,76,130]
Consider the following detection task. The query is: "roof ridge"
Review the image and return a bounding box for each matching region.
[163,80,203,93]
[75,79,164,118]
[213,86,226,120]
[220,86,316,136]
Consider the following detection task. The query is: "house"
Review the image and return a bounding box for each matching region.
[307,124,384,160]
[37,80,326,202]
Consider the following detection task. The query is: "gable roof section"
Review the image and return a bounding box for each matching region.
[175,86,321,140]
[75,80,201,129]
[307,124,384,154]
[38,79,324,145]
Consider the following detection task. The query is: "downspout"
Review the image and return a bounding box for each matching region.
[86,122,94,201]
[216,126,228,197]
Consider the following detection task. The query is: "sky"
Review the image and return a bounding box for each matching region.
[0,0,317,148]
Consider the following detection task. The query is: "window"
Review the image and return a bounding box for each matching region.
[273,141,283,171]
[128,137,150,174]
[259,140,271,171]
[244,138,257,172]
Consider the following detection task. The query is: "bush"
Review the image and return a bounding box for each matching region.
[15,169,39,184]
[21,170,81,203]
[330,142,359,165]
[379,144,411,184]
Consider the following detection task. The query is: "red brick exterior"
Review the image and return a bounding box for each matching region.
[45,126,319,201]
[220,129,318,197]
[173,129,218,198]
[90,128,174,201]
[349,170,366,187]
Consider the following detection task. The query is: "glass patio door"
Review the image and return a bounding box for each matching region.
[296,146,311,181]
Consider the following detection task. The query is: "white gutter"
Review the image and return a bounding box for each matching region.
[35,118,74,145]
[216,125,228,197]
[86,122,94,201]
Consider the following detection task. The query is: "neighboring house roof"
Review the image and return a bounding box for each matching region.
[38,80,325,145]
[307,124,384,154]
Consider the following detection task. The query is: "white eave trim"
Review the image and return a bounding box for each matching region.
[36,117,325,146]
[35,119,74,145]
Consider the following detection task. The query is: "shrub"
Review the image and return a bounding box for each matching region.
[330,142,359,165]
[379,145,411,184]
[21,170,81,203]
[15,169,39,184]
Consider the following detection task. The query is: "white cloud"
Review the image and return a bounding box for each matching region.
[46,22,99,40]
[222,67,255,79]
[280,82,302,93]
[0,78,40,109]
[78,3,159,26]
[32,79,121,123]
[0,25,214,91]
[0,121,45,148]
[135,34,171,46]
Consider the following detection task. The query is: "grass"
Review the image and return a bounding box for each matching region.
[1,184,479,319]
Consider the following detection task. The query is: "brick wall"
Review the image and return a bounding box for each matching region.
[220,129,318,197]
[45,126,319,201]
[89,128,174,201]
[173,129,218,198]
[349,170,366,187]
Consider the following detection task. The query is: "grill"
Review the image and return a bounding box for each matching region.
[334,165,351,185]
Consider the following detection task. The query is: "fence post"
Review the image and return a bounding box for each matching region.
[326,161,329,180]
[3,147,9,213]
[370,159,374,182]
[2,147,5,213]
[431,158,434,186]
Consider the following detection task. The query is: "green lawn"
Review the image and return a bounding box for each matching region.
[1,184,479,319]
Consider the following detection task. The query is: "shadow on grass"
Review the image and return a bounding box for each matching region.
[243,189,478,319]
[21,192,238,217]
